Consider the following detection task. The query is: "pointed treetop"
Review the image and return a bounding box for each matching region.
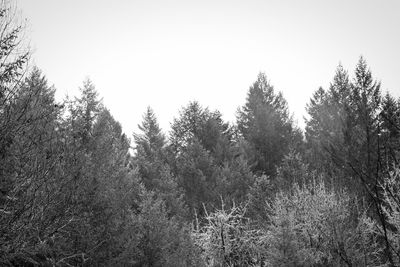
[329,64,350,103]
[79,78,98,101]
[75,78,102,113]
[248,72,275,106]
[333,63,349,89]
[134,106,165,153]
[354,56,373,89]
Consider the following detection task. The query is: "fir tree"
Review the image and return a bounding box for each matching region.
[237,72,295,176]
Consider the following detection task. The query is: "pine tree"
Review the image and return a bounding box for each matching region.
[170,101,232,160]
[380,93,400,169]
[0,68,66,265]
[305,58,383,193]
[134,107,166,190]
[350,56,381,179]
[237,72,295,176]
[0,0,30,209]
[169,102,238,217]
[216,155,255,208]
[134,107,187,218]
[71,78,102,147]
[305,65,353,188]
[175,138,217,217]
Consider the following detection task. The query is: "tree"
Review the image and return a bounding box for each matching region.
[69,78,102,148]
[237,72,297,176]
[305,64,353,188]
[216,155,255,208]
[380,167,400,265]
[247,174,273,225]
[134,107,187,218]
[0,0,30,209]
[0,68,66,266]
[379,93,400,170]
[192,203,265,266]
[133,106,166,190]
[175,138,218,218]
[117,191,202,267]
[349,57,381,184]
[0,0,29,94]
[267,179,383,266]
[275,151,311,192]
[48,80,120,265]
[170,101,233,161]
[305,58,384,195]
[169,102,241,217]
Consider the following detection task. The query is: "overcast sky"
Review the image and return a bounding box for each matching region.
[18,0,400,135]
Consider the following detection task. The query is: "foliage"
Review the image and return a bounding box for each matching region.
[192,203,266,266]
[1,4,399,264]
[133,106,166,190]
[237,72,299,176]
[116,191,202,267]
[380,167,400,264]
[266,179,383,267]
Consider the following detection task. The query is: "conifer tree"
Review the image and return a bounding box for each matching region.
[134,107,186,218]
[380,93,400,169]
[0,68,66,265]
[237,72,295,176]
[350,57,381,179]
[134,106,166,190]
[305,65,353,187]
[0,0,30,208]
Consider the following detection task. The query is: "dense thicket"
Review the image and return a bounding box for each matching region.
[1,1,400,266]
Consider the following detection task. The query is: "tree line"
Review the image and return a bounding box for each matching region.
[1,1,400,266]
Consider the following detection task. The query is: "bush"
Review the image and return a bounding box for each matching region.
[380,167,400,264]
[192,202,266,266]
[266,179,383,266]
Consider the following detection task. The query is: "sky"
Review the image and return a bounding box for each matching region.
[18,0,400,136]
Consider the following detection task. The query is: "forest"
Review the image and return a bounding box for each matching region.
[1,1,400,266]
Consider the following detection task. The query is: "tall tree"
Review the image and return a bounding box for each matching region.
[237,72,296,176]
[175,138,217,217]
[52,79,107,265]
[133,106,166,190]
[0,0,30,207]
[305,64,353,188]
[350,57,381,181]
[133,107,186,218]
[380,93,400,169]
[69,78,102,148]
[170,101,233,161]
[169,102,248,217]
[0,68,65,265]
[304,57,398,263]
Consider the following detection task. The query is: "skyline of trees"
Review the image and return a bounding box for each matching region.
[2,0,400,265]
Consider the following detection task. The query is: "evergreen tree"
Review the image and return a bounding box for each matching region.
[216,155,255,208]
[380,93,400,169]
[134,107,186,218]
[169,102,240,217]
[267,180,382,266]
[275,151,311,191]
[70,78,102,148]
[175,138,217,217]
[0,0,30,208]
[0,68,66,265]
[237,72,296,176]
[170,101,233,161]
[305,58,383,193]
[117,191,201,267]
[350,57,381,181]
[305,64,352,181]
[134,106,166,190]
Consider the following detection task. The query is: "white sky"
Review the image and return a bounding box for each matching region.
[18,0,400,136]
